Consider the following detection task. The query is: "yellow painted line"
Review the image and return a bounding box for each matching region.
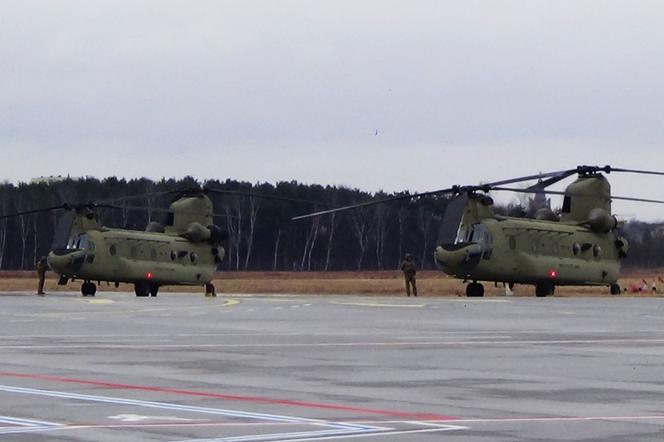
[87,299,115,304]
[447,299,512,303]
[329,301,424,308]
[218,299,240,307]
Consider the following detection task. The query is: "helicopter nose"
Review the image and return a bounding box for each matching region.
[434,243,482,274]
[47,249,86,274]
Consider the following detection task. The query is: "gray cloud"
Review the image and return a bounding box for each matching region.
[1,0,664,219]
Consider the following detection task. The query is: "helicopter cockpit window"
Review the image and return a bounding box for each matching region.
[455,224,492,248]
[67,234,91,250]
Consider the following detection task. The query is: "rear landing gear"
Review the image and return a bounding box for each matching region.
[205,283,216,297]
[610,283,621,295]
[536,282,555,297]
[135,282,159,297]
[81,281,96,297]
[466,282,484,297]
[134,282,150,297]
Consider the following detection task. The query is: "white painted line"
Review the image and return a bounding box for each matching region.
[0,384,388,440]
[2,337,664,350]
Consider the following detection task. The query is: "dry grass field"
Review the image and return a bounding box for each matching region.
[1,269,663,297]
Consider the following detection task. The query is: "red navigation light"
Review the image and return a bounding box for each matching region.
[146,271,154,280]
[549,269,558,279]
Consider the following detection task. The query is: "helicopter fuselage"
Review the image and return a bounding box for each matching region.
[48,228,224,287]
[434,216,623,287]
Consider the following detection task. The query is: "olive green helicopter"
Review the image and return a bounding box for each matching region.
[2,188,319,297]
[294,165,664,297]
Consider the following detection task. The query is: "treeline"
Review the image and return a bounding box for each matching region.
[0,177,449,271]
[0,177,661,271]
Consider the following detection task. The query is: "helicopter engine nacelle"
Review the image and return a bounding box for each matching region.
[181,222,212,242]
[587,208,618,233]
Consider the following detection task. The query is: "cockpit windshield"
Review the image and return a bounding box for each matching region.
[66,234,94,251]
[455,223,491,247]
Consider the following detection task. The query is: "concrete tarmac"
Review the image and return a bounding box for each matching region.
[1,292,664,441]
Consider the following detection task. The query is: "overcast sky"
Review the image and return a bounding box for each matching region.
[2,1,664,220]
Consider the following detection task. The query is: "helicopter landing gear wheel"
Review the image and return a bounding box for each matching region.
[610,283,621,295]
[81,281,96,297]
[149,284,159,297]
[134,282,150,297]
[536,282,555,297]
[466,282,484,297]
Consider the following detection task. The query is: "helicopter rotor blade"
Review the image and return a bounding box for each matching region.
[526,170,580,190]
[437,193,469,244]
[491,187,664,205]
[291,170,582,220]
[291,188,458,221]
[202,188,330,206]
[101,204,235,219]
[603,167,664,176]
[0,204,69,220]
[51,211,75,250]
[483,169,578,188]
[97,191,174,205]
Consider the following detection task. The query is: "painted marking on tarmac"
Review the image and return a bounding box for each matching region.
[0,384,403,440]
[0,372,455,421]
[329,301,425,308]
[109,414,202,422]
[4,336,664,350]
[79,299,115,304]
[445,415,664,424]
[0,298,240,318]
[0,415,63,435]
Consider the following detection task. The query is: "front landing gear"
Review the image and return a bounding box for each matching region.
[610,283,621,295]
[81,281,96,297]
[466,282,484,297]
[205,283,216,297]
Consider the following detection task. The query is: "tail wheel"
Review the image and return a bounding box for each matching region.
[610,283,621,295]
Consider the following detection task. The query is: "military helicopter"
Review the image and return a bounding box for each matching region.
[2,188,321,297]
[293,166,664,297]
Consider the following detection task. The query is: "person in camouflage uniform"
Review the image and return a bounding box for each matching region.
[35,256,48,295]
[400,253,417,297]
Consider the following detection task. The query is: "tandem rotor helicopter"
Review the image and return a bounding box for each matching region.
[294,165,664,297]
[1,187,319,297]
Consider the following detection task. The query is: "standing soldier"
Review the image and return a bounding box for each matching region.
[400,253,418,297]
[35,256,48,295]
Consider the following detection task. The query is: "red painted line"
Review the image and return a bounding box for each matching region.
[0,372,455,421]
